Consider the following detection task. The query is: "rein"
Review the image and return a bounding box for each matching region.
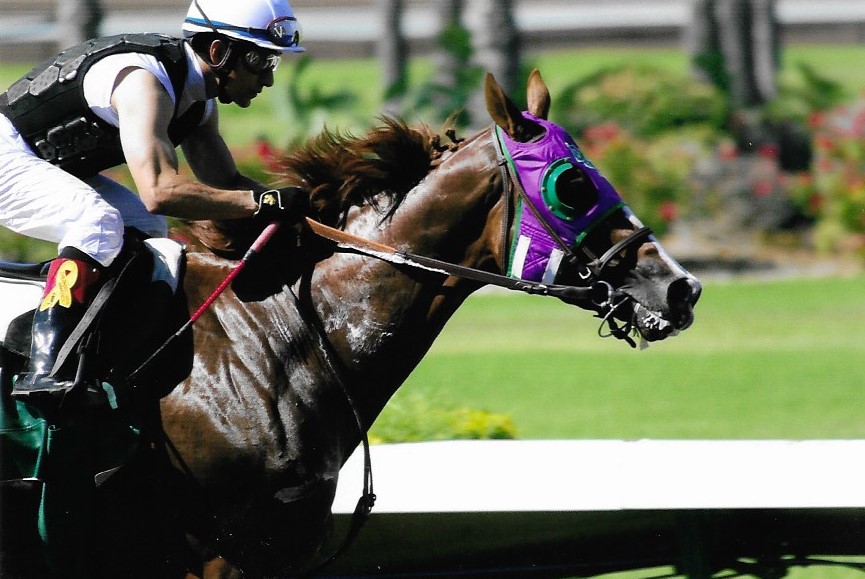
[302,124,659,311]
[304,218,613,306]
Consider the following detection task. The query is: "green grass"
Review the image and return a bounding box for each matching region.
[380,275,865,440]
[378,274,865,578]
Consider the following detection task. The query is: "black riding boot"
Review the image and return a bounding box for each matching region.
[12,251,104,400]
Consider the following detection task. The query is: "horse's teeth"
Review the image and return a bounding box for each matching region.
[641,309,670,331]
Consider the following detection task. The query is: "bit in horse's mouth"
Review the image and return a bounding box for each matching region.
[596,292,679,347]
[633,303,683,342]
[634,303,671,332]
[612,300,674,343]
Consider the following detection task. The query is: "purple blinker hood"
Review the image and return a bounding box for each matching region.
[497,112,626,284]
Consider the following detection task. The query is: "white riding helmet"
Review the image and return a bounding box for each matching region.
[182,0,304,53]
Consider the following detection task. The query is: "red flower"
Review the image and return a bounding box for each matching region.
[255,137,282,171]
[757,143,779,160]
[807,111,825,130]
[717,141,738,160]
[584,122,621,144]
[815,135,835,152]
[753,180,774,197]
[658,201,678,222]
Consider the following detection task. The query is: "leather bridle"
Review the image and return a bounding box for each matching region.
[491,125,655,347]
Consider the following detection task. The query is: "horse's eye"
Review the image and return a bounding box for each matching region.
[555,166,598,215]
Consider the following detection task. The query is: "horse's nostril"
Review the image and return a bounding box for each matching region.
[687,277,702,305]
[668,276,701,307]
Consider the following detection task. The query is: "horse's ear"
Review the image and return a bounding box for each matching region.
[526,69,551,120]
[484,72,543,142]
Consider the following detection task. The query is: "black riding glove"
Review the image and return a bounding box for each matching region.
[251,186,309,221]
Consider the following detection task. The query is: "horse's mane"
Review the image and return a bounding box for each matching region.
[180,117,461,254]
[284,116,453,227]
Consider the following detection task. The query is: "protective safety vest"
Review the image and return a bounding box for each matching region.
[0,33,207,178]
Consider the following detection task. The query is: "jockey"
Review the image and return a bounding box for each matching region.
[0,0,308,400]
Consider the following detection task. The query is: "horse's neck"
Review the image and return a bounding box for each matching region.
[308,134,502,420]
[172,133,502,436]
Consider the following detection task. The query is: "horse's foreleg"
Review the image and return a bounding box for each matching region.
[183,557,243,579]
[183,534,244,579]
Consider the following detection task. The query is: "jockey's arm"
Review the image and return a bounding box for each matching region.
[179,102,264,193]
[113,67,260,219]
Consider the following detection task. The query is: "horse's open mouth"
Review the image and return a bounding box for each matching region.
[632,303,680,343]
[596,292,682,347]
[605,282,697,345]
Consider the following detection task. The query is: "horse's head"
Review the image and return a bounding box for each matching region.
[486,69,701,346]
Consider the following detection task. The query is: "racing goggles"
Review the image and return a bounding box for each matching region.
[262,16,302,49]
[213,16,301,49]
[241,48,281,74]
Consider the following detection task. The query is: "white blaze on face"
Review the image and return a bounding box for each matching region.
[622,207,696,284]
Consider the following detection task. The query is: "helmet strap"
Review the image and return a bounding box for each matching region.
[191,0,237,76]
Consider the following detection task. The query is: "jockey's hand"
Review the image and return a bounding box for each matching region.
[251,187,309,222]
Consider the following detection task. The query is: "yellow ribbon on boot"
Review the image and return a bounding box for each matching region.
[39,260,79,311]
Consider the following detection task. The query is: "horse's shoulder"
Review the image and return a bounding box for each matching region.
[172,221,260,260]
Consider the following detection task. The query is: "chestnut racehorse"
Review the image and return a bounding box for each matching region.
[1,69,700,578]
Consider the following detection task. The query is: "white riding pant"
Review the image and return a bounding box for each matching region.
[0,115,167,267]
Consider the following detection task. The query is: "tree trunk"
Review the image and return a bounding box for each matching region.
[377,0,408,115]
[750,0,779,103]
[687,0,778,108]
[57,0,103,49]
[684,0,719,87]
[714,0,759,107]
[466,0,520,128]
[432,0,464,100]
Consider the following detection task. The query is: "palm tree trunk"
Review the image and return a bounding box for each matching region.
[377,0,407,115]
[57,0,103,49]
[466,0,520,128]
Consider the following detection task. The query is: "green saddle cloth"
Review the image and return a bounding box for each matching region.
[0,387,141,484]
[0,384,141,575]
[0,394,47,482]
